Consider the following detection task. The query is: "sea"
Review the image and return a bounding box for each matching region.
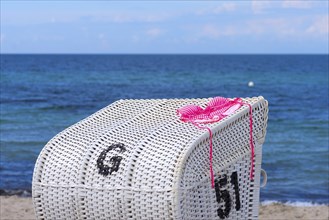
[1,54,328,206]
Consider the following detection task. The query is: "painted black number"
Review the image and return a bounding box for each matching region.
[215,175,231,219]
[230,171,241,211]
[97,143,126,176]
[214,171,241,219]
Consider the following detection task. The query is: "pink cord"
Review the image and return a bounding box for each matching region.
[177,97,254,188]
[247,103,254,180]
[192,122,214,188]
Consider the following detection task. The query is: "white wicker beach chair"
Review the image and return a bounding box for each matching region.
[32,96,268,220]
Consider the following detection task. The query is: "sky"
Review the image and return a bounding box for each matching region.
[1,0,328,54]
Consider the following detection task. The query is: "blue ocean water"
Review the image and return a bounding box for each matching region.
[0,55,328,204]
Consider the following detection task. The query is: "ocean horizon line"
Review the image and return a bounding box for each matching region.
[1,53,328,56]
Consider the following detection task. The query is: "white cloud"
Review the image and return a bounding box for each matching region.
[197,16,325,40]
[244,16,329,38]
[200,24,237,39]
[213,3,237,14]
[202,24,221,38]
[196,2,237,15]
[251,0,314,14]
[98,12,171,24]
[251,0,273,14]
[282,0,312,9]
[146,28,164,37]
[245,18,303,37]
[306,16,329,35]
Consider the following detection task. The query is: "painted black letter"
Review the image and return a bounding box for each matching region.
[97,143,126,176]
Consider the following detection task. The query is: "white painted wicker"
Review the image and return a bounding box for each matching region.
[32,96,268,220]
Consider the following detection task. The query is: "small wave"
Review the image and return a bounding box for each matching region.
[261,200,328,207]
[0,189,32,197]
[1,98,47,104]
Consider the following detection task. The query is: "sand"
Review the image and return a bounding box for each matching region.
[0,196,328,220]
[1,196,34,220]
[259,203,328,220]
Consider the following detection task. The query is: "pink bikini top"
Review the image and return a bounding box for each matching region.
[177,97,254,188]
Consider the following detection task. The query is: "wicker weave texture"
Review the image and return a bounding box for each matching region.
[32,97,268,220]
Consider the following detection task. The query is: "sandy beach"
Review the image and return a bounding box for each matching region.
[0,196,328,220]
